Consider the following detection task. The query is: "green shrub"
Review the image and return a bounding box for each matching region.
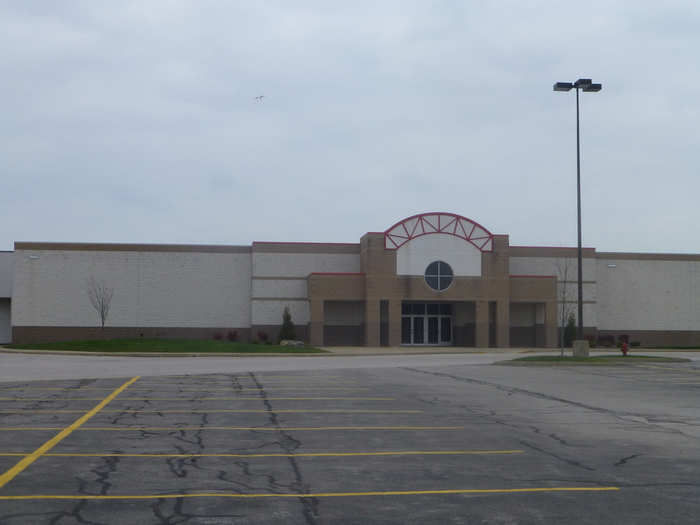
[597,335,615,347]
[278,307,297,341]
[564,313,576,347]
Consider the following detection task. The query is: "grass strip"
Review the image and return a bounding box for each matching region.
[5,338,326,353]
[499,354,689,365]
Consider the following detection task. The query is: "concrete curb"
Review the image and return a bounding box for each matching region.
[0,347,524,358]
[1,346,698,358]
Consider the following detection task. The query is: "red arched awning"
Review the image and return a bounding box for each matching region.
[384,212,494,252]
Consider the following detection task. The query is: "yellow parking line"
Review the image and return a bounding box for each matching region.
[138,377,357,386]
[136,383,358,386]
[0,409,421,414]
[158,375,346,380]
[0,487,620,500]
[0,426,462,432]
[0,397,395,402]
[0,450,523,458]
[0,376,140,490]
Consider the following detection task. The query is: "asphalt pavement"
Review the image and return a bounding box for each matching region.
[0,357,697,523]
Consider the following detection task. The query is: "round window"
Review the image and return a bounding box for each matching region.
[425,261,453,291]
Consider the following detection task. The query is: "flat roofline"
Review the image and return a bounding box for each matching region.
[14,242,251,254]
[597,252,700,261]
[252,241,360,254]
[508,246,597,257]
[510,245,596,250]
[252,241,359,247]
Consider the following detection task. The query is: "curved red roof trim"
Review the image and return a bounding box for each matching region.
[384,212,494,252]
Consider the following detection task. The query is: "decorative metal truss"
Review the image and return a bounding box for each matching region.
[384,212,494,252]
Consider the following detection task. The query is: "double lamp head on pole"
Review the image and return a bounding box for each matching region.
[552,77,602,342]
[553,79,602,93]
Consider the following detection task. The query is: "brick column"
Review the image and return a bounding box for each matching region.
[475,300,489,348]
[365,299,380,347]
[545,301,558,348]
[309,299,324,347]
[497,300,510,348]
[388,299,402,347]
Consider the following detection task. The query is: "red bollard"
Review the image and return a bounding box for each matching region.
[621,342,628,356]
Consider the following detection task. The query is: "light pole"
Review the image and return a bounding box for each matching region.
[553,78,602,341]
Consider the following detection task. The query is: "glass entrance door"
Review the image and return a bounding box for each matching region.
[427,317,439,344]
[401,303,452,345]
[412,317,425,344]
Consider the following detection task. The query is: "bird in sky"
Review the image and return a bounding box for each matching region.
[254,95,265,101]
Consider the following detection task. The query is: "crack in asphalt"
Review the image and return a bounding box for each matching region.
[166,413,208,479]
[249,372,319,525]
[403,367,700,442]
[615,454,642,467]
[407,368,601,471]
[518,440,596,471]
[151,497,245,524]
[89,455,120,495]
[49,500,105,525]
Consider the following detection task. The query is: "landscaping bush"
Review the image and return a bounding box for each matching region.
[597,335,615,347]
[564,313,576,347]
[584,335,596,348]
[213,332,223,341]
[631,341,641,347]
[278,307,297,342]
[226,330,238,342]
[257,331,268,343]
[618,334,630,344]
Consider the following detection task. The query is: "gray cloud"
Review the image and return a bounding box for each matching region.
[2,1,699,252]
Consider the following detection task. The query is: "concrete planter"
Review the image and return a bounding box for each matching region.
[572,339,590,357]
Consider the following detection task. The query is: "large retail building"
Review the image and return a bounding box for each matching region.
[1,212,698,347]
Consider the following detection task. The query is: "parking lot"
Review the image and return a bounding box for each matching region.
[0,357,698,524]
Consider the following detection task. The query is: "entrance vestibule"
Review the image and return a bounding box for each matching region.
[401,302,452,345]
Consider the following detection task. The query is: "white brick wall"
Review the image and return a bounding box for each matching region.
[12,250,252,327]
[252,279,307,298]
[596,258,700,330]
[509,256,597,281]
[251,299,309,325]
[396,234,481,276]
[253,253,360,277]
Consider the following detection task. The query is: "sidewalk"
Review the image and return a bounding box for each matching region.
[320,346,537,355]
[1,345,697,358]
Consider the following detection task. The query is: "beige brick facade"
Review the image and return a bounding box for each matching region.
[307,228,558,348]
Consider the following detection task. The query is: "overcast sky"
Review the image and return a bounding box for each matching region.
[2,1,699,252]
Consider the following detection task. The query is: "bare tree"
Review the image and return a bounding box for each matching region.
[86,276,114,330]
[554,258,576,357]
